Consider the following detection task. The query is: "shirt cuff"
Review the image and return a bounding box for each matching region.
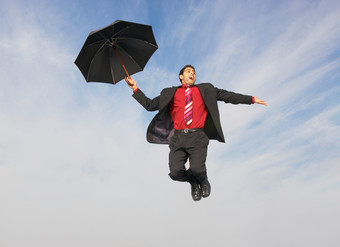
[252,97,255,104]
[133,88,139,93]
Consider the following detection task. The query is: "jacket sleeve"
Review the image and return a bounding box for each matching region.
[215,87,253,105]
[132,89,160,111]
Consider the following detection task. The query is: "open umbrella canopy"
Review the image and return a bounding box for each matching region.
[75,20,158,84]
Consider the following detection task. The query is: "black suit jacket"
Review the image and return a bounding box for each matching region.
[133,83,253,144]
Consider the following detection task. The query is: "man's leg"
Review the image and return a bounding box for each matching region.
[168,133,202,201]
[187,131,211,198]
[168,148,188,182]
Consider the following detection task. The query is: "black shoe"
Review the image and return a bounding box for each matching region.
[190,182,202,201]
[201,179,211,198]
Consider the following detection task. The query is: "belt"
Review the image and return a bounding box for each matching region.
[175,128,203,134]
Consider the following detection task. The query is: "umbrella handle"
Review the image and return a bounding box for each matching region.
[114,49,131,79]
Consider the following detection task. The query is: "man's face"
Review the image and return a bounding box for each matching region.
[180,67,196,86]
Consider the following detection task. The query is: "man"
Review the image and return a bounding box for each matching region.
[125,65,267,201]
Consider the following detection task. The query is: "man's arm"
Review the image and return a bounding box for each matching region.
[125,76,138,92]
[253,96,267,106]
[216,88,253,104]
[125,76,160,111]
[216,87,267,106]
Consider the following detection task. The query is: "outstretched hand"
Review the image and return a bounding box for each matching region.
[125,76,138,91]
[254,96,267,106]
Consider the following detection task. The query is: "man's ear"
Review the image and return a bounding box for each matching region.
[179,74,184,80]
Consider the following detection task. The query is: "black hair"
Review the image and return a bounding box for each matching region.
[179,65,195,83]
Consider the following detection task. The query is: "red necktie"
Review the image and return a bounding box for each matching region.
[184,86,193,125]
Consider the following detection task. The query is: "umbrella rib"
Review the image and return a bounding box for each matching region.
[113,37,158,70]
[112,25,139,40]
[112,24,158,48]
[86,40,111,81]
[114,37,158,48]
[114,43,144,71]
[109,48,117,84]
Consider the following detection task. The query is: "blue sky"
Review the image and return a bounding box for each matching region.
[1,0,340,246]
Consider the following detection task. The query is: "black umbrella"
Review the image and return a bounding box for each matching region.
[75,20,158,84]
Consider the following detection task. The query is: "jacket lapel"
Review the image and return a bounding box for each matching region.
[159,87,178,110]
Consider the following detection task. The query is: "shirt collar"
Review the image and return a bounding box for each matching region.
[181,84,194,88]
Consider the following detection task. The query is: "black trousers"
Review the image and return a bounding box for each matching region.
[168,129,209,183]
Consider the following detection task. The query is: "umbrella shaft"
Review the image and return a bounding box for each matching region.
[115,49,130,79]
